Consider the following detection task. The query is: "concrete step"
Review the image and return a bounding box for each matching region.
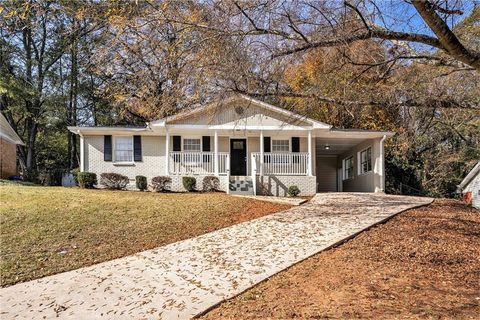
[229,176,254,195]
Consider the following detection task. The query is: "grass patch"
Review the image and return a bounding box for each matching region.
[0,179,38,187]
[0,184,290,287]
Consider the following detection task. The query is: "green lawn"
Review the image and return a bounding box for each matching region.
[0,182,289,287]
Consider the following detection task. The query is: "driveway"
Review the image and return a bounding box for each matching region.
[0,193,432,319]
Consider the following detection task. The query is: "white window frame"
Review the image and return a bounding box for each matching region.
[343,156,354,180]
[113,136,134,163]
[271,139,290,153]
[182,137,202,152]
[358,146,373,175]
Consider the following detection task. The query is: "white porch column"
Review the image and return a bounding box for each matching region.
[79,134,84,172]
[379,135,386,192]
[259,130,264,176]
[214,130,219,175]
[308,130,313,176]
[165,130,170,175]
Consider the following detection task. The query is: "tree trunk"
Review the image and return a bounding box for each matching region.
[67,17,79,169]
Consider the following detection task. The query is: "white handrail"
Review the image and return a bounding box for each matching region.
[169,152,229,175]
[252,152,309,176]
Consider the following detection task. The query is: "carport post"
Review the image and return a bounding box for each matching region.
[79,133,84,172]
[214,130,219,175]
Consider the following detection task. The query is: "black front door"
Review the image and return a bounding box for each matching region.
[230,139,247,176]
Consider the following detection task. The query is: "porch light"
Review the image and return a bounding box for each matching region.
[324,144,330,150]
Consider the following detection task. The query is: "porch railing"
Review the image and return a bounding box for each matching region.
[169,152,229,175]
[252,152,309,175]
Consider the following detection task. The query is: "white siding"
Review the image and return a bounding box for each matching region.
[170,103,310,126]
[464,173,480,209]
[337,138,383,192]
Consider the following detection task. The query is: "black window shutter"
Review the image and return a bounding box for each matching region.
[173,136,181,151]
[202,136,211,151]
[133,136,142,161]
[104,135,112,161]
[291,137,300,152]
[263,136,271,152]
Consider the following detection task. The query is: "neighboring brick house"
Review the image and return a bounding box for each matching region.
[0,113,24,179]
[68,94,394,196]
[458,161,480,209]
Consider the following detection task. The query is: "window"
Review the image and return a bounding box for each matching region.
[115,137,133,162]
[271,139,289,152]
[233,141,244,149]
[359,147,372,174]
[183,138,201,152]
[343,156,353,180]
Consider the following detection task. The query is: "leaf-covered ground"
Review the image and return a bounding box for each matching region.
[0,182,290,287]
[201,200,480,319]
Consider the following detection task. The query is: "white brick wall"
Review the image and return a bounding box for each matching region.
[83,135,316,195]
[256,175,317,196]
[84,136,166,181]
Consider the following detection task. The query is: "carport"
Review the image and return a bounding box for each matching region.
[314,129,394,193]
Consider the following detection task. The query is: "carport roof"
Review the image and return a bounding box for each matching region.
[315,129,394,155]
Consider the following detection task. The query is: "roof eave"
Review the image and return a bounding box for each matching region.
[458,161,480,189]
[67,126,151,135]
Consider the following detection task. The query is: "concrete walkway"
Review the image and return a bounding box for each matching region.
[0,193,432,320]
[232,194,308,206]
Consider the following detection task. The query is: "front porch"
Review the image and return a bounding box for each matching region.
[165,131,315,196]
[167,151,312,177]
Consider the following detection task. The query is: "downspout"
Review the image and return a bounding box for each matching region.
[78,130,84,172]
[380,135,387,193]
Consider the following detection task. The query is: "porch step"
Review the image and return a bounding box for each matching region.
[229,176,254,195]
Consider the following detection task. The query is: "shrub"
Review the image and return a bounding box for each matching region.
[72,168,80,185]
[202,176,220,192]
[136,175,147,191]
[182,176,196,192]
[100,173,129,190]
[151,176,172,192]
[77,172,97,188]
[287,185,301,197]
[23,169,39,183]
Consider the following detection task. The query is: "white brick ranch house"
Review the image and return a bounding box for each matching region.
[68,95,394,196]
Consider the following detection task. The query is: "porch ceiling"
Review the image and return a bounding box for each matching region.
[315,137,366,155]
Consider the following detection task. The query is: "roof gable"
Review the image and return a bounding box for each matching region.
[150,95,331,129]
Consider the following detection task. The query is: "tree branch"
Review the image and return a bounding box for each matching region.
[411,0,480,71]
[230,88,479,110]
[273,28,444,57]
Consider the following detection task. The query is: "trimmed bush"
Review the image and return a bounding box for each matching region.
[202,176,220,192]
[287,185,301,197]
[77,172,97,189]
[182,176,196,192]
[136,175,147,191]
[151,176,172,192]
[100,173,129,190]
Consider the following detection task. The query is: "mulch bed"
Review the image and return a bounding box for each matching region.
[201,199,480,319]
